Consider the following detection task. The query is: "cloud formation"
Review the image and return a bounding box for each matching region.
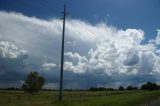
[0,41,29,59]
[0,41,29,87]
[0,11,160,88]
[155,29,160,45]
[42,62,56,71]
[64,29,160,76]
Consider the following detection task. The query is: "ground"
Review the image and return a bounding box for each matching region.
[147,97,160,106]
[0,90,160,106]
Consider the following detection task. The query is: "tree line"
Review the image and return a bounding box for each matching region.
[20,71,160,93]
[89,82,160,91]
[0,72,160,94]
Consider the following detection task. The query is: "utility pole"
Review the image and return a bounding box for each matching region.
[59,4,67,101]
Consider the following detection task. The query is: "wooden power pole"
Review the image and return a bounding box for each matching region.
[59,4,67,101]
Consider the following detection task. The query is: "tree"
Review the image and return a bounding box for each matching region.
[89,87,105,91]
[22,72,45,94]
[141,82,159,91]
[119,86,124,91]
[126,85,138,90]
[126,86,133,90]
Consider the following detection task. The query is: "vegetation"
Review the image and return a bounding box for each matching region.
[141,82,159,91]
[126,86,138,90]
[0,90,160,106]
[89,82,160,91]
[22,72,45,94]
[0,81,160,106]
[118,86,124,91]
[89,87,114,91]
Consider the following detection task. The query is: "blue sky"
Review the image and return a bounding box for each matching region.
[0,0,160,89]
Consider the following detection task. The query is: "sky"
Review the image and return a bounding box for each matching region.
[0,0,160,89]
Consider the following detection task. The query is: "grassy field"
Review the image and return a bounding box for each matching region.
[0,90,160,106]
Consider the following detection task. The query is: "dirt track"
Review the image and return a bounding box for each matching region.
[146,97,160,106]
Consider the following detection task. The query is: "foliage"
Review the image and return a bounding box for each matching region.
[126,86,138,90]
[89,87,106,91]
[119,86,124,91]
[141,82,159,91]
[22,71,45,94]
[89,87,114,91]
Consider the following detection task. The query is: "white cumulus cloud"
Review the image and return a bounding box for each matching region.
[64,29,160,76]
[0,41,29,59]
[42,62,56,71]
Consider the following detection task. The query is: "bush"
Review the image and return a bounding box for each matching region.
[126,86,138,90]
[119,86,124,91]
[89,87,106,91]
[141,82,159,91]
[22,71,45,94]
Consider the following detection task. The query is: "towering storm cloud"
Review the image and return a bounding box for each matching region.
[0,41,29,87]
[0,11,160,88]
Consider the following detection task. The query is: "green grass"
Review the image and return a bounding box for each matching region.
[0,90,160,106]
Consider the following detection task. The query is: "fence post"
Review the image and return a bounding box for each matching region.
[29,96,31,101]
[8,97,11,103]
[18,95,21,100]
[45,96,47,101]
